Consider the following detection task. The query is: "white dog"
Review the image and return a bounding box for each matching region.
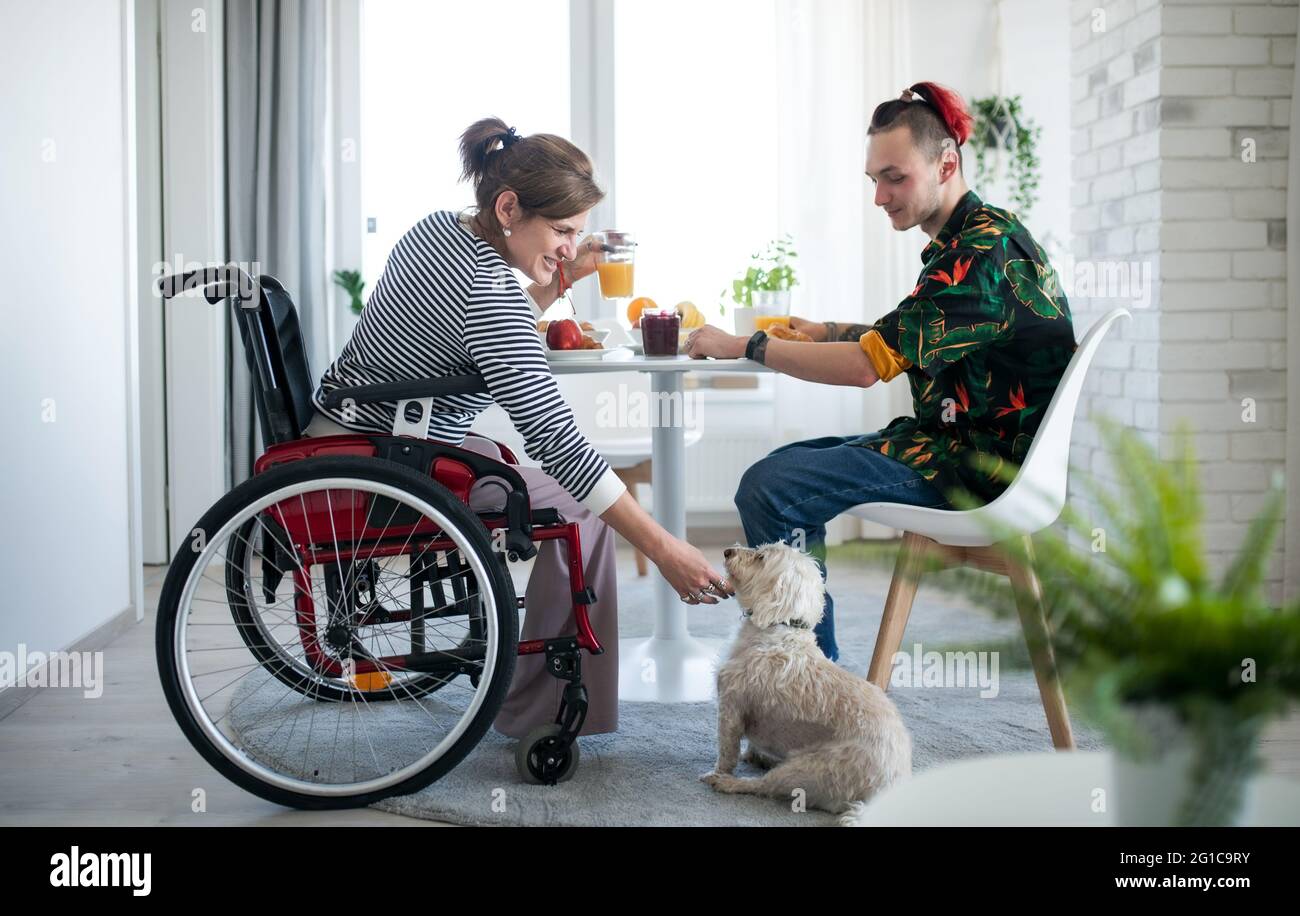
[700,542,912,824]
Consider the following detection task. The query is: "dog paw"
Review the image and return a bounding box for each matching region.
[701,771,742,793]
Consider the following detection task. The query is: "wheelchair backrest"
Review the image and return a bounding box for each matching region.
[233,275,316,446]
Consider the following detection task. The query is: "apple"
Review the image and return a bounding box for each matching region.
[546,318,584,350]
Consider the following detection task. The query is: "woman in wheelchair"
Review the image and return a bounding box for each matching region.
[303,118,733,741]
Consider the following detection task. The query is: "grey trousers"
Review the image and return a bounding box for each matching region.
[302,410,619,738]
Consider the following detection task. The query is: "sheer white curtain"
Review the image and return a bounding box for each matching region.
[226,0,329,485]
[858,0,922,433]
[772,0,918,437]
[772,0,915,538]
[771,0,863,452]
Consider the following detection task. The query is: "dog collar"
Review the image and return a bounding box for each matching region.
[740,609,811,629]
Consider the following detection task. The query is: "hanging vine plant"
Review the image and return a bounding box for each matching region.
[970,94,1042,215]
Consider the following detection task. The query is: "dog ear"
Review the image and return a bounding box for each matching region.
[779,553,825,626]
[769,562,801,611]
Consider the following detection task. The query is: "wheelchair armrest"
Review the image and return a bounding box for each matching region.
[322,375,489,409]
[371,435,539,561]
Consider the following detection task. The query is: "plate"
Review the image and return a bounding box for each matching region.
[546,348,614,361]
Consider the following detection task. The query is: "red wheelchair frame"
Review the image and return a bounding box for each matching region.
[252,433,605,682]
[158,265,603,788]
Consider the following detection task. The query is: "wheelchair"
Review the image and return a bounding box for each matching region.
[155,266,602,809]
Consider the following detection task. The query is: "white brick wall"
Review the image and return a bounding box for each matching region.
[1069,0,1293,601]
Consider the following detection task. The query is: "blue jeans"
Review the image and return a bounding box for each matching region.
[732,432,950,663]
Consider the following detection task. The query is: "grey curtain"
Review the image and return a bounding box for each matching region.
[225,0,328,486]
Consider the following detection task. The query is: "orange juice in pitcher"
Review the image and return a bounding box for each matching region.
[592,230,636,301]
[596,261,634,298]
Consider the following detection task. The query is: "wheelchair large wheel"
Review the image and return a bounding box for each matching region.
[156,455,518,809]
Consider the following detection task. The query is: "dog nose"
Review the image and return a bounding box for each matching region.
[724,548,735,559]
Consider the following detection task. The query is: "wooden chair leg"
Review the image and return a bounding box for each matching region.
[867,532,932,691]
[1006,536,1076,750]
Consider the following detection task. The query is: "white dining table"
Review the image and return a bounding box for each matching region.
[548,348,771,702]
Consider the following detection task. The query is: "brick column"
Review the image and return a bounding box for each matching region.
[1069,0,1293,596]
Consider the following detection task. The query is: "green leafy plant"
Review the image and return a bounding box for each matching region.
[333,269,366,315]
[843,419,1300,825]
[720,234,799,315]
[970,95,1042,215]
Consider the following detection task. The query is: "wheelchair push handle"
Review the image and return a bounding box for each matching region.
[157,264,259,307]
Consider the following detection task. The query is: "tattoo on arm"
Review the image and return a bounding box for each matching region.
[836,323,873,342]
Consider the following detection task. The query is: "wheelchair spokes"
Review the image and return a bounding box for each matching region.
[159,463,516,804]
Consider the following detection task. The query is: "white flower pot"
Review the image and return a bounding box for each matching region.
[1109,703,1263,826]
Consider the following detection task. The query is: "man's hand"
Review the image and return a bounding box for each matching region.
[685,325,748,360]
[788,315,828,341]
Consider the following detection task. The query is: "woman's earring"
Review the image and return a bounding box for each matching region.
[503,226,512,237]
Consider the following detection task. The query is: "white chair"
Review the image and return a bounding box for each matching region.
[847,307,1131,750]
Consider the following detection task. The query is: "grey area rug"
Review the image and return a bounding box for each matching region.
[230,559,1106,826]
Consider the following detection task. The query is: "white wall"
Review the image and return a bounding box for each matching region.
[0,0,139,660]
[908,0,1073,250]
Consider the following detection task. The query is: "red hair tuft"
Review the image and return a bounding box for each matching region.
[909,81,973,146]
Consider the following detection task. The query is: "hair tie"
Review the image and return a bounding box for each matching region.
[900,88,915,101]
[499,126,521,149]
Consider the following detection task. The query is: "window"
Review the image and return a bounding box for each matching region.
[359,0,571,285]
[613,0,780,326]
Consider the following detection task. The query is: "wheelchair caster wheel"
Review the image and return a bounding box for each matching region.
[515,724,579,785]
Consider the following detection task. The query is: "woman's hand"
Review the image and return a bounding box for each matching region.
[562,235,602,291]
[685,325,748,360]
[651,537,734,606]
[529,236,602,310]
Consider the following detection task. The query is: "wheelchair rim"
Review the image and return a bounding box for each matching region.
[174,476,501,799]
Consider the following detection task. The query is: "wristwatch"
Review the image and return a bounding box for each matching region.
[744,330,770,364]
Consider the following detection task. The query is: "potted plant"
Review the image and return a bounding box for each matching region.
[333,269,366,315]
[969,94,1042,215]
[850,419,1300,826]
[723,233,798,313]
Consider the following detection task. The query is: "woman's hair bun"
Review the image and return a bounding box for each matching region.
[458,116,513,186]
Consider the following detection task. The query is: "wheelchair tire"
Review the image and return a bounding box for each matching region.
[515,723,580,785]
[156,454,518,810]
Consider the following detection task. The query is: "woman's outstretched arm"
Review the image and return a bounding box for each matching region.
[598,491,733,605]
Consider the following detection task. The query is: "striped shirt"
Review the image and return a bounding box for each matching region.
[311,209,626,515]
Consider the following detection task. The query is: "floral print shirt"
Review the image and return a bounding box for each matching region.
[855,189,1076,506]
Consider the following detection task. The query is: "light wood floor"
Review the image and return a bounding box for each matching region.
[2,537,1296,826]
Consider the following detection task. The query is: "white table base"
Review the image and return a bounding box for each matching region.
[547,352,768,703]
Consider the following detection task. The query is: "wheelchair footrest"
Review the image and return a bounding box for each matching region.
[474,507,565,528]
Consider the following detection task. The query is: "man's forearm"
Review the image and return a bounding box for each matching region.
[762,338,879,387]
[821,321,875,343]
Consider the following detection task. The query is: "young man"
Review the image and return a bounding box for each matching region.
[685,82,1076,663]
